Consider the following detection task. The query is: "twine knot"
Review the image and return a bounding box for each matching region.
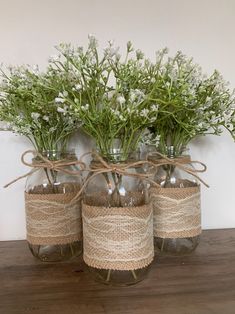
[147,152,209,188]
[4,150,86,189]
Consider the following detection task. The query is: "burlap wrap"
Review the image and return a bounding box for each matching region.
[150,185,201,238]
[82,203,154,271]
[25,187,82,245]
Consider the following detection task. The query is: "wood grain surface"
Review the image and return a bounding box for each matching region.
[0,229,235,314]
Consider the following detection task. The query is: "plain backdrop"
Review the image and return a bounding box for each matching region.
[0,0,235,241]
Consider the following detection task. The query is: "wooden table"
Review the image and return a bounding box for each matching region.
[0,229,235,314]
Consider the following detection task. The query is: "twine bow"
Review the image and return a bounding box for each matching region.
[70,151,161,202]
[147,152,209,188]
[4,150,86,188]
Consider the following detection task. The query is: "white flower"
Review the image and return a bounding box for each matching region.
[74,84,82,91]
[151,104,159,112]
[119,114,126,121]
[140,109,149,118]
[106,90,115,100]
[81,104,89,111]
[55,97,65,103]
[49,126,57,133]
[116,96,126,105]
[104,46,120,59]
[129,89,145,103]
[48,54,60,62]
[42,115,49,122]
[31,65,39,74]
[31,112,40,120]
[150,117,157,123]
[88,34,98,49]
[0,92,6,99]
[57,107,66,113]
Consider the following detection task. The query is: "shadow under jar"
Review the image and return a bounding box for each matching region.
[25,150,82,262]
[149,147,201,256]
[82,151,154,286]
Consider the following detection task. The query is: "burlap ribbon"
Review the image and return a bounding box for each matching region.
[4,150,85,246]
[76,152,157,271]
[151,184,201,238]
[25,185,82,245]
[82,201,154,270]
[148,152,207,239]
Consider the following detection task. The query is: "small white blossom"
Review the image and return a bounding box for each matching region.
[57,107,67,114]
[104,46,120,59]
[81,104,89,111]
[31,112,40,120]
[42,115,49,122]
[88,34,98,49]
[140,109,149,118]
[74,84,82,91]
[151,104,159,112]
[48,55,60,62]
[55,97,66,103]
[116,96,126,105]
[129,89,145,104]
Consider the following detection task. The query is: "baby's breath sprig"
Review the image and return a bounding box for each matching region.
[146,50,235,156]
[53,36,160,161]
[0,64,80,152]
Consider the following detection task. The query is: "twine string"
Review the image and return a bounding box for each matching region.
[70,151,162,202]
[4,150,86,188]
[4,150,209,195]
[147,152,209,188]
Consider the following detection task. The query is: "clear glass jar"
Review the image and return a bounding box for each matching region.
[82,150,154,286]
[25,150,82,262]
[149,146,201,255]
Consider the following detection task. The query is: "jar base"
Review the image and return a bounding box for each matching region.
[154,236,200,256]
[87,266,151,286]
[28,240,82,262]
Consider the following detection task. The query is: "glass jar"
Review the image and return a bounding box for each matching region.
[82,150,154,286]
[25,150,82,262]
[149,146,201,255]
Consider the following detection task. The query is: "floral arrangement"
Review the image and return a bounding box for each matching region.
[49,36,159,161]
[0,64,80,152]
[0,36,234,160]
[143,49,235,156]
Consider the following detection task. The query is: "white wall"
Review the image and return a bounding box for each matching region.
[0,0,234,240]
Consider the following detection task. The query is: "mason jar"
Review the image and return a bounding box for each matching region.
[82,150,154,286]
[25,150,82,262]
[149,146,201,255]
